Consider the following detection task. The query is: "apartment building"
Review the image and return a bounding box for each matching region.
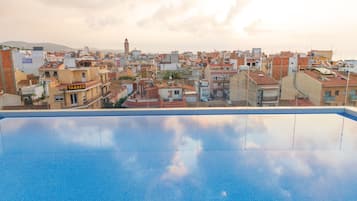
[281,68,357,106]
[123,79,187,108]
[123,79,161,108]
[230,71,280,106]
[205,63,238,98]
[12,47,45,75]
[39,60,111,109]
[99,67,111,103]
[268,52,309,81]
[308,50,333,66]
[195,80,210,101]
[0,49,17,94]
[157,81,186,107]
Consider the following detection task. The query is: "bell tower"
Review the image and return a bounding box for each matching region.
[124,38,129,57]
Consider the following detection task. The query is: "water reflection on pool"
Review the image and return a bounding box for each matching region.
[0,114,357,200]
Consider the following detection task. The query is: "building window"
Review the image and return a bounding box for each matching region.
[174,90,180,95]
[83,94,87,104]
[44,71,50,78]
[53,71,58,77]
[335,90,339,96]
[70,94,78,105]
[54,95,64,102]
[324,91,331,97]
[82,72,86,82]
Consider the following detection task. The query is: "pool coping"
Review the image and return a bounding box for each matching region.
[0,107,356,119]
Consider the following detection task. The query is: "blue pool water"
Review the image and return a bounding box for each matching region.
[1,111,357,200]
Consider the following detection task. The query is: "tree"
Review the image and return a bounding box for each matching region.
[162,71,182,80]
[114,97,128,108]
[119,76,136,81]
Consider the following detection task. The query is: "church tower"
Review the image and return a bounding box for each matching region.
[124,38,129,56]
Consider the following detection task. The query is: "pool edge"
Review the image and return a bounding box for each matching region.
[0,106,350,119]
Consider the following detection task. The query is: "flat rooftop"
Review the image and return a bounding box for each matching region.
[304,69,357,87]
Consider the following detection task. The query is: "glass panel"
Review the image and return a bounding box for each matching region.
[341,117,357,150]
[294,114,342,150]
[246,115,295,150]
[195,115,246,151]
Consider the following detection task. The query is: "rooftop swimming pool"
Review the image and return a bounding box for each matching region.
[1,107,357,201]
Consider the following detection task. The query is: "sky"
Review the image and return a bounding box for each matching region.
[0,0,357,59]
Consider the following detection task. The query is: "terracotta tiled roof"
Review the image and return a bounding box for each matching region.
[123,100,161,108]
[209,63,233,67]
[17,80,31,87]
[182,85,195,91]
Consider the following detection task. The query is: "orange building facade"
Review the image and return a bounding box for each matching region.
[0,50,17,94]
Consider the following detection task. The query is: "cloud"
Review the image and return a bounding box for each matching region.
[162,136,202,180]
[85,16,122,29]
[161,117,203,180]
[137,0,250,35]
[52,118,116,148]
[224,0,250,24]
[189,115,240,129]
[163,153,188,178]
[244,19,271,35]
[38,0,121,9]
[1,0,357,58]
[0,118,29,134]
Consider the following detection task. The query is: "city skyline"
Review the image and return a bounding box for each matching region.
[1,0,357,59]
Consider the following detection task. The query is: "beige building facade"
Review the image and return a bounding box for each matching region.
[281,68,357,106]
[230,71,280,106]
[40,61,111,109]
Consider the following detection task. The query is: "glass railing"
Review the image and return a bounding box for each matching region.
[5,39,357,111]
[350,94,357,101]
[324,96,336,103]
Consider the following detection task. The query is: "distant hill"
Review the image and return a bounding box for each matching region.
[0,41,75,52]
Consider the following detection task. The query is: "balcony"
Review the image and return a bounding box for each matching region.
[324,96,336,103]
[212,79,230,83]
[101,80,111,87]
[262,96,279,102]
[65,95,102,109]
[65,80,101,91]
[160,97,186,107]
[350,94,357,101]
[162,98,183,102]
[102,90,111,98]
